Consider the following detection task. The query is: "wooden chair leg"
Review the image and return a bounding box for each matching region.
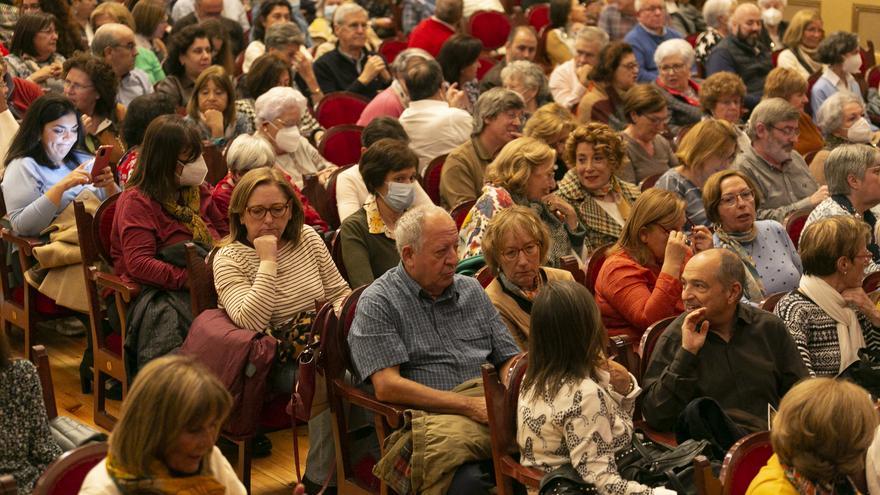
[232,438,253,494]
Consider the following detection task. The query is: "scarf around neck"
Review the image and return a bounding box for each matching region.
[782,461,859,495]
[106,453,227,495]
[160,186,215,249]
[714,225,765,301]
[798,274,865,374]
[796,45,822,74]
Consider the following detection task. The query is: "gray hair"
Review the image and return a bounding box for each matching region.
[817,32,859,65]
[501,60,547,93]
[825,144,880,195]
[394,204,450,255]
[702,0,734,28]
[389,47,432,76]
[757,0,787,7]
[264,21,305,50]
[332,3,367,27]
[816,91,865,137]
[472,87,525,136]
[254,86,308,125]
[575,25,609,47]
[634,0,664,13]
[746,97,800,140]
[91,23,133,57]
[226,134,276,174]
[653,38,695,68]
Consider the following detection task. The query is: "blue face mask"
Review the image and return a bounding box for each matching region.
[323,4,337,19]
[381,181,415,212]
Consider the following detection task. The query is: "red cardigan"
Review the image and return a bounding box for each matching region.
[211,172,329,232]
[594,249,685,341]
[407,17,455,58]
[111,184,228,290]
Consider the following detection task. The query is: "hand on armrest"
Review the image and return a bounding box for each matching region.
[371,366,488,424]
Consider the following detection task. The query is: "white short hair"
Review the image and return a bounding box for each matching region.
[575,25,609,47]
[653,38,695,68]
[501,60,547,92]
[332,2,367,27]
[815,91,865,136]
[634,0,663,13]
[757,0,787,8]
[394,205,450,255]
[254,86,307,125]
[226,134,276,173]
[702,0,734,29]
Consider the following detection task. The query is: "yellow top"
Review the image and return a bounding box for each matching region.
[745,454,799,495]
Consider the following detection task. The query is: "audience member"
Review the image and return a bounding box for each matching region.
[88,1,134,33]
[437,34,482,111]
[667,0,705,36]
[694,0,733,65]
[776,9,824,81]
[0,329,62,495]
[619,83,678,184]
[348,205,521,494]
[653,38,701,135]
[523,102,576,180]
[764,67,824,157]
[546,0,588,67]
[214,166,346,489]
[733,98,826,222]
[440,88,524,209]
[313,3,390,99]
[598,0,637,42]
[594,188,698,340]
[156,25,213,108]
[549,26,608,110]
[254,87,336,188]
[656,119,737,226]
[173,0,250,30]
[91,23,153,106]
[459,137,585,267]
[557,123,640,256]
[399,57,472,175]
[518,279,675,495]
[703,170,802,302]
[812,32,866,117]
[69,0,96,46]
[480,26,538,93]
[641,248,808,433]
[131,0,169,84]
[340,139,420,287]
[776,215,880,377]
[624,0,683,83]
[405,0,461,58]
[5,13,66,93]
[24,0,85,58]
[185,65,248,144]
[756,0,787,51]
[576,41,638,128]
[117,92,177,186]
[705,3,772,110]
[0,67,18,167]
[62,53,125,165]
[242,0,293,73]
[262,22,324,109]
[501,61,548,116]
[811,91,879,184]
[171,0,245,56]
[0,56,43,121]
[79,355,245,494]
[201,17,235,76]
[699,71,750,151]
[747,378,877,495]
[357,47,432,127]
[483,206,575,348]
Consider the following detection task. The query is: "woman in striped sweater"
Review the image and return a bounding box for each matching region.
[213,166,349,491]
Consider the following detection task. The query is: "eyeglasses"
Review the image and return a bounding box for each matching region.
[643,113,671,125]
[343,22,369,30]
[246,202,290,219]
[620,62,639,71]
[113,42,137,51]
[719,189,755,207]
[770,125,800,137]
[63,79,93,92]
[659,63,687,73]
[500,242,540,261]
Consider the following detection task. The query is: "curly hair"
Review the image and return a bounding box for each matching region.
[484,137,555,196]
[63,53,119,120]
[162,24,210,78]
[816,31,859,65]
[523,103,575,145]
[563,122,625,171]
[589,41,634,85]
[699,71,746,114]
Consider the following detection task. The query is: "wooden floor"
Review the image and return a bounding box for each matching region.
[6,324,311,495]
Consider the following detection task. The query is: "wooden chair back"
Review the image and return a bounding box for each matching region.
[720,431,772,495]
[475,265,494,288]
[185,242,218,316]
[638,316,677,379]
[315,91,370,128]
[584,242,614,294]
[0,475,16,495]
[640,173,662,191]
[450,200,476,229]
[422,154,448,206]
[559,254,585,286]
[759,292,787,312]
[694,455,723,495]
[32,442,108,495]
[31,344,57,420]
[329,230,349,283]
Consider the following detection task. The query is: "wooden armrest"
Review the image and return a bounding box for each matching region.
[501,457,544,487]
[635,420,678,447]
[334,380,406,429]
[92,269,141,302]
[0,227,43,256]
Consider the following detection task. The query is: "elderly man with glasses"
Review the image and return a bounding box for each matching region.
[91,23,153,106]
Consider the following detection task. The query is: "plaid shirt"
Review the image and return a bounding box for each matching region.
[598,4,637,42]
[402,0,434,34]
[0,3,16,45]
[655,168,708,227]
[348,263,520,390]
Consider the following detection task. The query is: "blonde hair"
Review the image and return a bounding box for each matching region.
[782,9,821,51]
[772,378,877,481]
[482,206,551,275]
[523,103,575,144]
[90,1,135,30]
[484,137,555,196]
[675,119,737,173]
[108,355,232,476]
[799,215,871,277]
[764,67,808,100]
[613,188,685,266]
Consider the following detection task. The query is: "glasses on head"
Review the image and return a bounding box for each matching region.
[659,63,687,73]
[719,189,755,207]
[63,79,93,92]
[246,202,290,219]
[500,242,541,262]
[770,125,800,137]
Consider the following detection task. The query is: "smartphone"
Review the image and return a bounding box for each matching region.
[90,145,113,182]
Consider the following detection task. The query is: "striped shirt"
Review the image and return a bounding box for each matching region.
[213,226,350,332]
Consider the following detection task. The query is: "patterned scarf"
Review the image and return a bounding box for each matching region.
[782,462,859,495]
[714,224,765,301]
[796,45,822,74]
[106,454,227,495]
[160,186,214,248]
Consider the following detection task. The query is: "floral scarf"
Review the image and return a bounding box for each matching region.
[714,224,765,301]
[160,186,214,248]
[106,454,227,495]
[782,462,859,495]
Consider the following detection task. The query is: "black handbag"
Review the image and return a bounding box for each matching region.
[539,465,598,495]
[841,348,880,398]
[616,433,715,494]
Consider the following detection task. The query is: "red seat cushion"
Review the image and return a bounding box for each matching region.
[526,5,550,33]
[729,445,773,495]
[319,126,363,167]
[468,11,511,51]
[316,94,370,128]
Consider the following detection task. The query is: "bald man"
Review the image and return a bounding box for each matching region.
[705,3,773,110]
[91,23,154,106]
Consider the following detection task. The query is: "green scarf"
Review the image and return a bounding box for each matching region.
[160,186,214,248]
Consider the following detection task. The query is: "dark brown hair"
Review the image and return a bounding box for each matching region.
[9,13,56,58]
[622,83,667,122]
[359,138,419,194]
[127,114,202,202]
[201,18,234,76]
[187,65,236,128]
[589,41,634,85]
[63,53,119,121]
[243,53,290,99]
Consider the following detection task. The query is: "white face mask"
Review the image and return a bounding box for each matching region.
[273,124,301,153]
[847,117,873,143]
[760,7,782,27]
[843,53,862,74]
[179,155,208,186]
